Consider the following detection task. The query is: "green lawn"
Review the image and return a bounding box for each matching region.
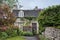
[6,36,25,40]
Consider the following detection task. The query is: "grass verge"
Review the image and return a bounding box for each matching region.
[6,36,25,40]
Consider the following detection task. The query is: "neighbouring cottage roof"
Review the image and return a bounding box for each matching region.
[13,9,41,17]
[23,9,41,17]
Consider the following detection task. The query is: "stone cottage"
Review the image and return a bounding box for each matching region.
[13,6,41,34]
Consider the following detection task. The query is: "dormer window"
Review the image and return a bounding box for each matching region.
[18,10,24,17]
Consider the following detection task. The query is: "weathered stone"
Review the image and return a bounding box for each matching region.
[44,27,60,40]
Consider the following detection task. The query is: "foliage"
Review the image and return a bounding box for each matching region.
[5,0,16,8]
[0,0,16,8]
[38,5,60,31]
[0,25,20,39]
[6,29,18,37]
[0,28,20,39]
[56,26,60,29]
[32,29,37,35]
[24,17,36,21]
[22,31,33,36]
[0,0,3,4]
[20,31,33,36]
[1,32,8,38]
[0,4,16,26]
[24,17,36,26]
[39,35,49,40]
[17,30,23,36]
[0,32,8,40]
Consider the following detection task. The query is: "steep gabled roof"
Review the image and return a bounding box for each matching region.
[13,9,41,17]
[23,9,41,17]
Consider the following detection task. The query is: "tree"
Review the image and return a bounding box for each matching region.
[0,0,16,8]
[0,0,3,4]
[38,5,60,26]
[0,4,16,26]
[5,0,16,8]
[38,5,60,33]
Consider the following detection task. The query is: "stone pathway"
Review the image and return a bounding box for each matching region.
[24,36,38,40]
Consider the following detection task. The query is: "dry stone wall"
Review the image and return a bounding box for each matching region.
[44,27,60,40]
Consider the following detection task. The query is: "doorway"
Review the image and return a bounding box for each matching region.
[32,23,37,35]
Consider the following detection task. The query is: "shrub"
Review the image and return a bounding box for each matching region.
[22,31,33,36]
[18,30,33,36]
[56,26,60,29]
[6,29,18,37]
[0,26,20,39]
[39,26,45,34]
[39,35,49,40]
[10,30,18,37]
[38,5,60,32]
[1,32,8,38]
[18,30,23,36]
[0,32,8,40]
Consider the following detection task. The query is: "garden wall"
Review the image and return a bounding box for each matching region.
[44,27,60,40]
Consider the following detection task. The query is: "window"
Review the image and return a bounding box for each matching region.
[18,10,24,17]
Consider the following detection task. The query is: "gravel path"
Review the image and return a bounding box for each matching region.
[24,36,38,40]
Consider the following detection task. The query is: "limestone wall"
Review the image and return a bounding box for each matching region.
[44,27,60,40]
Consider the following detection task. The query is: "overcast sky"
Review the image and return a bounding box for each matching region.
[18,0,60,9]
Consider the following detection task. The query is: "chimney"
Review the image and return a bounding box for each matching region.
[34,6,38,10]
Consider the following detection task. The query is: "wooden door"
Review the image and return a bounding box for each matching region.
[32,23,37,35]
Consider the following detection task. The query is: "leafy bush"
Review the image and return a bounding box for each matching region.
[0,4,16,26]
[1,32,8,38]
[18,30,23,36]
[38,5,60,26]
[38,5,60,34]
[16,29,33,36]
[39,26,45,34]
[55,26,60,29]
[39,35,49,40]
[6,29,18,37]
[0,27,20,38]
[10,30,17,37]
[0,28,20,40]
[21,31,33,36]
[0,32,8,40]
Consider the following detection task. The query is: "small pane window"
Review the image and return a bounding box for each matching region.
[18,10,24,17]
